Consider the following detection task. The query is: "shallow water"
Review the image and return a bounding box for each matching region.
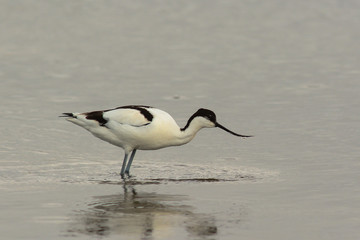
[1,0,360,239]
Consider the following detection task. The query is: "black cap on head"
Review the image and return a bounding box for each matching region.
[182,108,252,138]
[194,108,217,123]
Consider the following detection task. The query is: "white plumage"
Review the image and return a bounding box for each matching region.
[61,105,251,178]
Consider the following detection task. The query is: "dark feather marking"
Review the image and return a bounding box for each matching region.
[60,113,75,118]
[114,105,154,122]
[85,111,107,126]
[181,108,216,131]
[83,105,153,127]
[116,105,152,109]
[133,122,151,127]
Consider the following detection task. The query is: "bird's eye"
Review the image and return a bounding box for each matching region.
[206,114,215,122]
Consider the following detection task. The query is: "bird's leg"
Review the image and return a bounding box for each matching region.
[120,153,129,179]
[125,149,137,177]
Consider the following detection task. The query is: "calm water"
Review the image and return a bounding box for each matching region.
[1,1,360,239]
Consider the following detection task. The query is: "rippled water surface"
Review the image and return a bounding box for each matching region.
[1,1,360,239]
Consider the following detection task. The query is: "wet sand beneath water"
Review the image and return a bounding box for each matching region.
[1,171,276,240]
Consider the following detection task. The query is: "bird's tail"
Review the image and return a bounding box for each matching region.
[59,113,75,118]
[60,112,97,130]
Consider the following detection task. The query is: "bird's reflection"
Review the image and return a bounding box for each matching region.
[67,183,217,239]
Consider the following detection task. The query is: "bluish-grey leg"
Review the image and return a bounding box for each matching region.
[120,153,129,179]
[125,149,137,176]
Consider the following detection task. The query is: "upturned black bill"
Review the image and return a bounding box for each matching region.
[215,122,252,138]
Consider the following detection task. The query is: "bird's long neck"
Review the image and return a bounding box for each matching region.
[173,118,205,146]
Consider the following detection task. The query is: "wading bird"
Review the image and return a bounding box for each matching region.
[61,105,252,178]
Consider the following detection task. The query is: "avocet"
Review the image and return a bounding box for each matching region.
[61,105,252,178]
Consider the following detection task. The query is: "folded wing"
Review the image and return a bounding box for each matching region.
[102,106,153,127]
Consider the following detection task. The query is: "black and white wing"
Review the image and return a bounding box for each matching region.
[101,105,154,127]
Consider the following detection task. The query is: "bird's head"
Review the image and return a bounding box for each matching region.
[183,108,252,138]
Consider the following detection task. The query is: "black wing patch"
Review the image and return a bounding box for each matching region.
[85,105,154,127]
[85,111,107,126]
[114,105,154,122]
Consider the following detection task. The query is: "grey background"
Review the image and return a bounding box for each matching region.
[1,1,359,239]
